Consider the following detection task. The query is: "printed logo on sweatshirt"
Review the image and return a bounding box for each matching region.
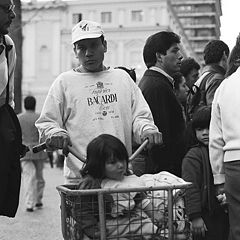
[85,81,119,121]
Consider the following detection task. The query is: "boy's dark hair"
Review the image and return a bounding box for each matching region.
[24,96,36,110]
[180,58,200,78]
[115,66,136,82]
[173,72,184,90]
[226,34,240,77]
[203,40,229,65]
[81,134,129,179]
[143,31,181,68]
[192,106,211,130]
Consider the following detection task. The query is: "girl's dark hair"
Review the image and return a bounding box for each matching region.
[81,134,129,178]
[192,106,211,130]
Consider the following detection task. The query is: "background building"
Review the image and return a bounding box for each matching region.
[22,0,200,111]
[171,0,222,63]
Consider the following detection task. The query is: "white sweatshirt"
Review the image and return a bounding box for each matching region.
[36,68,158,179]
[209,67,240,184]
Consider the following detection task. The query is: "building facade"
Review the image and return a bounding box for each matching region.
[171,0,222,63]
[22,0,197,111]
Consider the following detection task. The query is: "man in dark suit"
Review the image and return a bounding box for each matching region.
[139,31,185,176]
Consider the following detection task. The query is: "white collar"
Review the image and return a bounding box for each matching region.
[149,66,174,86]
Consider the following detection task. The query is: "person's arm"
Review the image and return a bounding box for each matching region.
[35,77,71,155]
[209,88,225,185]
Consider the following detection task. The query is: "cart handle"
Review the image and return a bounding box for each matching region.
[32,142,86,163]
[129,139,148,162]
[32,138,153,163]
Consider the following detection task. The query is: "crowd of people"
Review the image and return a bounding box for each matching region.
[1,0,240,239]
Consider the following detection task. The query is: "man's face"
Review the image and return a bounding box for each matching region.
[74,37,107,72]
[0,0,16,35]
[186,68,199,88]
[161,43,183,76]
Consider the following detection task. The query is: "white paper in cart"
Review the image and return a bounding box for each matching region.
[140,171,190,238]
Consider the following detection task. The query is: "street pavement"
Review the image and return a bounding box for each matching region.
[0,163,65,240]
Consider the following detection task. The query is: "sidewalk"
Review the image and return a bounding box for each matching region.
[0,163,65,240]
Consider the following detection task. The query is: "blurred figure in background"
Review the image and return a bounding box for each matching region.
[180,57,200,90]
[18,96,47,212]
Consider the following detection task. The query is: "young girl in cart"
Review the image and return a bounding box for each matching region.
[75,134,164,240]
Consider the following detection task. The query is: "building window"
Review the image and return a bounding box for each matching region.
[72,13,82,24]
[131,10,143,22]
[39,45,49,71]
[101,12,112,23]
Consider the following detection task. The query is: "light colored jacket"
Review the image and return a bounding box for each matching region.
[209,67,240,184]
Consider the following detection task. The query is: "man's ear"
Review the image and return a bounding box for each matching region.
[73,46,78,58]
[222,51,228,61]
[155,52,163,64]
[103,40,107,53]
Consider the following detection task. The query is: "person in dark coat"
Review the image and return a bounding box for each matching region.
[194,40,229,106]
[182,106,229,240]
[138,31,186,176]
[0,0,22,218]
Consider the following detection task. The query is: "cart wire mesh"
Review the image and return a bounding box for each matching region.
[57,183,192,240]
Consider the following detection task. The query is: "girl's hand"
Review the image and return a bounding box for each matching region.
[191,217,207,237]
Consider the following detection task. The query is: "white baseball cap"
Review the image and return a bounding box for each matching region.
[71,20,104,44]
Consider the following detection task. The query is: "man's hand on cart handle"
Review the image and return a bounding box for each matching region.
[142,129,163,149]
[44,133,72,157]
[32,142,86,163]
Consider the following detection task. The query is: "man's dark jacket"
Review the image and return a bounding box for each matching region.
[139,69,186,176]
[201,64,226,105]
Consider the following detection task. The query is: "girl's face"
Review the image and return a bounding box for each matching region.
[176,77,189,105]
[195,127,209,146]
[105,157,127,181]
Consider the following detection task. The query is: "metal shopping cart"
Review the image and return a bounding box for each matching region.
[57,181,192,240]
[33,139,192,239]
[54,140,192,240]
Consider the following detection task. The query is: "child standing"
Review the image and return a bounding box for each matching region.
[182,106,229,240]
[76,134,162,239]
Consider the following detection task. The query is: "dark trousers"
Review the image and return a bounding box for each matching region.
[225,160,240,240]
